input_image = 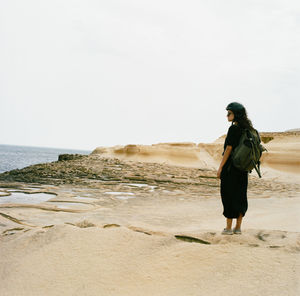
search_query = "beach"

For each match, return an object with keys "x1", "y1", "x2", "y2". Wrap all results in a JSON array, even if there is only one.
[{"x1": 0, "y1": 132, "x2": 299, "y2": 296}]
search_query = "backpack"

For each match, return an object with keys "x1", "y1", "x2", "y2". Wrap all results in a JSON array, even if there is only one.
[{"x1": 231, "y1": 129, "x2": 267, "y2": 178}]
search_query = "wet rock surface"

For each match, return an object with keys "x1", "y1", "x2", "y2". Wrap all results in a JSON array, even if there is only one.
[
  {"x1": 0, "y1": 154, "x2": 218, "y2": 188},
  {"x1": 0, "y1": 154, "x2": 298, "y2": 198}
]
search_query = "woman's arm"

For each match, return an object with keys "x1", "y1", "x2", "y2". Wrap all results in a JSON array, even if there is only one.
[{"x1": 217, "y1": 145, "x2": 233, "y2": 179}]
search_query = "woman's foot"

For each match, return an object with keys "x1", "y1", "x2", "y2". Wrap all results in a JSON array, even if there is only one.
[
  {"x1": 222, "y1": 228, "x2": 233, "y2": 235},
  {"x1": 233, "y1": 228, "x2": 242, "y2": 235}
]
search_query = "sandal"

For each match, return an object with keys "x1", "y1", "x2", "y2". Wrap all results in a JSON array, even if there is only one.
[
  {"x1": 233, "y1": 228, "x2": 242, "y2": 235},
  {"x1": 221, "y1": 228, "x2": 233, "y2": 235}
]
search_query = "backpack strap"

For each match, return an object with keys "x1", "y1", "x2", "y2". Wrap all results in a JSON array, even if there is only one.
[
  {"x1": 252, "y1": 160, "x2": 262, "y2": 178},
  {"x1": 255, "y1": 129, "x2": 261, "y2": 143},
  {"x1": 247, "y1": 133, "x2": 262, "y2": 178}
]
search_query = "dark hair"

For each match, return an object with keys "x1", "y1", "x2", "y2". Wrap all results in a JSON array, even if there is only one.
[{"x1": 226, "y1": 102, "x2": 255, "y2": 131}]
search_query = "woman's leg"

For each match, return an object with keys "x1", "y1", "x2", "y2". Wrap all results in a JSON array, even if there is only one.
[
  {"x1": 235, "y1": 214, "x2": 243, "y2": 230},
  {"x1": 226, "y1": 218, "x2": 233, "y2": 230}
]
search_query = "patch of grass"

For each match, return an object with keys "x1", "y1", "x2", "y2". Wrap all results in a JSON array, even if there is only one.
[
  {"x1": 103, "y1": 223, "x2": 120, "y2": 228},
  {"x1": 175, "y1": 235, "x2": 211, "y2": 245},
  {"x1": 2, "y1": 227, "x2": 24, "y2": 234},
  {"x1": 75, "y1": 220, "x2": 96, "y2": 228}
]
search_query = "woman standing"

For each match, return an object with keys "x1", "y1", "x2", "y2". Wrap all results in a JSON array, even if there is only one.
[{"x1": 217, "y1": 102, "x2": 256, "y2": 235}]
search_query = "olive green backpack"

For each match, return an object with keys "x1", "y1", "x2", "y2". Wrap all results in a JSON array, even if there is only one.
[{"x1": 231, "y1": 129, "x2": 267, "y2": 177}]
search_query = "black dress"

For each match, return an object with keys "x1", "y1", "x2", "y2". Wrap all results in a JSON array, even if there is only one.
[{"x1": 220, "y1": 124, "x2": 248, "y2": 219}]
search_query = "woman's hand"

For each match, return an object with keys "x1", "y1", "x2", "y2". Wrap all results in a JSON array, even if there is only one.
[
  {"x1": 217, "y1": 145, "x2": 232, "y2": 179},
  {"x1": 217, "y1": 166, "x2": 222, "y2": 179}
]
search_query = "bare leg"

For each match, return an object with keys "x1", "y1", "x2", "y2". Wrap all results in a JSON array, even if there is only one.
[
  {"x1": 226, "y1": 218, "x2": 233, "y2": 230},
  {"x1": 235, "y1": 214, "x2": 243, "y2": 230}
]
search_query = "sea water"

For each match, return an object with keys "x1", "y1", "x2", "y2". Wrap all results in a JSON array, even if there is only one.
[
  {"x1": 0, "y1": 192, "x2": 55, "y2": 204},
  {"x1": 0, "y1": 144, "x2": 91, "y2": 173}
]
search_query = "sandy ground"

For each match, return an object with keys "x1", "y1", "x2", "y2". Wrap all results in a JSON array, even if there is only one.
[{"x1": 0, "y1": 131, "x2": 299, "y2": 296}]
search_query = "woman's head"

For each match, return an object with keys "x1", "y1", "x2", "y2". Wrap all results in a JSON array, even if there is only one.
[
  {"x1": 226, "y1": 102, "x2": 254, "y2": 130},
  {"x1": 226, "y1": 102, "x2": 246, "y2": 120}
]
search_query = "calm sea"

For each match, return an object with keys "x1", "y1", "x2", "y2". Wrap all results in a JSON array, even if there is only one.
[{"x1": 0, "y1": 144, "x2": 91, "y2": 174}]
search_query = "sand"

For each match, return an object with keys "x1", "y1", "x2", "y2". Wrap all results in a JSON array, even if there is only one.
[{"x1": 0, "y1": 131, "x2": 299, "y2": 295}]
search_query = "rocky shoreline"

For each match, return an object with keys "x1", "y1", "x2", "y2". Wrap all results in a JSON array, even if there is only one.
[{"x1": 0, "y1": 153, "x2": 298, "y2": 200}]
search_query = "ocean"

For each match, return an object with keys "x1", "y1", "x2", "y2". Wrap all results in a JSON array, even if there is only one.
[{"x1": 0, "y1": 144, "x2": 91, "y2": 174}]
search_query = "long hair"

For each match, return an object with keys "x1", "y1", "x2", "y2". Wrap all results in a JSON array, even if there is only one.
[{"x1": 234, "y1": 110, "x2": 255, "y2": 131}]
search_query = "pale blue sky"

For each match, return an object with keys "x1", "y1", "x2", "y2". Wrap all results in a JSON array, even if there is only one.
[{"x1": 1, "y1": 0, "x2": 299, "y2": 150}]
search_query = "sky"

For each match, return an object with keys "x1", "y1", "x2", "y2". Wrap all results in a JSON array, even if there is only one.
[{"x1": 1, "y1": 0, "x2": 299, "y2": 150}]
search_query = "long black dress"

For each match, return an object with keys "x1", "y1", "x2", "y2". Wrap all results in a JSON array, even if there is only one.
[{"x1": 221, "y1": 124, "x2": 248, "y2": 219}]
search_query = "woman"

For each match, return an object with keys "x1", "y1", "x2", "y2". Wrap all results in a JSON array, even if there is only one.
[{"x1": 217, "y1": 102, "x2": 256, "y2": 235}]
